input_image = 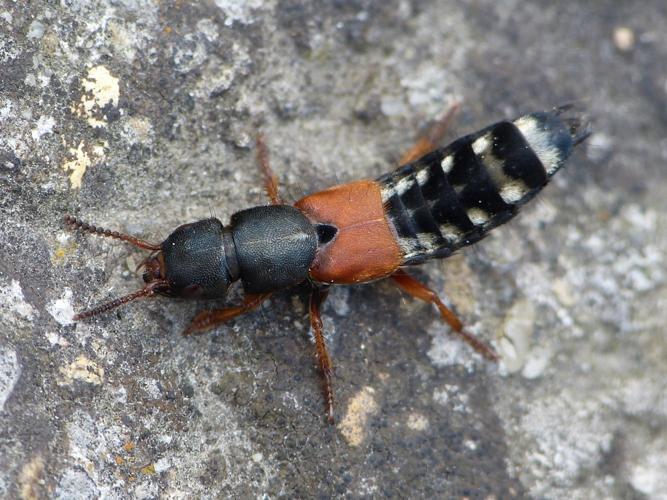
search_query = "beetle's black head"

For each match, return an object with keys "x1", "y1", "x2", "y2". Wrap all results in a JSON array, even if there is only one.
[
  {"x1": 144, "y1": 218, "x2": 237, "y2": 299},
  {"x1": 64, "y1": 215, "x2": 238, "y2": 320}
]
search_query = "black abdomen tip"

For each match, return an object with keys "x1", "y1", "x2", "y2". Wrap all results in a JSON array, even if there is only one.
[{"x1": 513, "y1": 108, "x2": 590, "y2": 177}]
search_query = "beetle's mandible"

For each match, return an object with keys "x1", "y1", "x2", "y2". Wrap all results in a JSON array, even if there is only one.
[{"x1": 65, "y1": 105, "x2": 590, "y2": 423}]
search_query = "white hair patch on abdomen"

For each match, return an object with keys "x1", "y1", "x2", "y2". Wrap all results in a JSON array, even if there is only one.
[{"x1": 514, "y1": 116, "x2": 561, "y2": 175}]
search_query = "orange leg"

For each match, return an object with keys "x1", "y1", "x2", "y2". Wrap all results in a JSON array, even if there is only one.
[
  {"x1": 183, "y1": 293, "x2": 271, "y2": 336},
  {"x1": 391, "y1": 269, "x2": 499, "y2": 361},
  {"x1": 309, "y1": 286, "x2": 336, "y2": 424},
  {"x1": 255, "y1": 133, "x2": 283, "y2": 205},
  {"x1": 399, "y1": 103, "x2": 460, "y2": 165}
]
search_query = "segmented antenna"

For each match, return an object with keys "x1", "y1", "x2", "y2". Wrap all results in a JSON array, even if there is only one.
[
  {"x1": 73, "y1": 280, "x2": 169, "y2": 320},
  {"x1": 64, "y1": 215, "x2": 161, "y2": 251}
]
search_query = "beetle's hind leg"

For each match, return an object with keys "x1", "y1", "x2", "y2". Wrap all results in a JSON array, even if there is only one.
[
  {"x1": 183, "y1": 293, "x2": 271, "y2": 336},
  {"x1": 391, "y1": 269, "x2": 499, "y2": 361},
  {"x1": 398, "y1": 102, "x2": 460, "y2": 165},
  {"x1": 255, "y1": 133, "x2": 283, "y2": 205},
  {"x1": 309, "y1": 286, "x2": 336, "y2": 424}
]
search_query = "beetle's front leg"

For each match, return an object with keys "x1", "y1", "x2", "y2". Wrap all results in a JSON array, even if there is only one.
[
  {"x1": 309, "y1": 286, "x2": 336, "y2": 424},
  {"x1": 183, "y1": 293, "x2": 271, "y2": 336}
]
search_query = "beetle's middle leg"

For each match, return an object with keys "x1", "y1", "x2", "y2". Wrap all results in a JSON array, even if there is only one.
[
  {"x1": 255, "y1": 133, "x2": 283, "y2": 205},
  {"x1": 390, "y1": 269, "x2": 499, "y2": 361},
  {"x1": 183, "y1": 293, "x2": 271, "y2": 336},
  {"x1": 309, "y1": 286, "x2": 336, "y2": 424},
  {"x1": 398, "y1": 102, "x2": 460, "y2": 165}
]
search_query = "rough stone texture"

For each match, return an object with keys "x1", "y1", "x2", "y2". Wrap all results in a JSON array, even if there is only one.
[{"x1": 1, "y1": 1, "x2": 666, "y2": 498}]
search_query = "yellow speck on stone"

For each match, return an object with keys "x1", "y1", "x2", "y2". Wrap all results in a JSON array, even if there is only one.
[
  {"x1": 71, "y1": 65, "x2": 120, "y2": 128},
  {"x1": 61, "y1": 140, "x2": 107, "y2": 189},
  {"x1": 338, "y1": 386, "x2": 378, "y2": 446},
  {"x1": 140, "y1": 464, "x2": 156, "y2": 475},
  {"x1": 53, "y1": 247, "x2": 67, "y2": 261},
  {"x1": 58, "y1": 355, "x2": 104, "y2": 385},
  {"x1": 51, "y1": 242, "x2": 77, "y2": 265}
]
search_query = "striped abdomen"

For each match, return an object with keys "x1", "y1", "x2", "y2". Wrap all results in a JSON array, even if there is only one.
[{"x1": 379, "y1": 110, "x2": 589, "y2": 264}]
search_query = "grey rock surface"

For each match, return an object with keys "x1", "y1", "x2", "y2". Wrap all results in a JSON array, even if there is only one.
[{"x1": 1, "y1": 0, "x2": 666, "y2": 498}]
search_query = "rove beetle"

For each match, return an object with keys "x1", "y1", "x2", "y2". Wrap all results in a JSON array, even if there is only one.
[{"x1": 65, "y1": 105, "x2": 589, "y2": 423}]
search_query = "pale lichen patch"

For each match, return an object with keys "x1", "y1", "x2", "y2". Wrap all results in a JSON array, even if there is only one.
[
  {"x1": 46, "y1": 288, "x2": 75, "y2": 326},
  {"x1": 0, "y1": 280, "x2": 37, "y2": 321},
  {"x1": 0, "y1": 347, "x2": 21, "y2": 412},
  {"x1": 18, "y1": 455, "x2": 45, "y2": 500},
  {"x1": 71, "y1": 65, "x2": 120, "y2": 128},
  {"x1": 214, "y1": 0, "x2": 267, "y2": 27},
  {"x1": 338, "y1": 386, "x2": 378, "y2": 446},
  {"x1": 498, "y1": 299, "x2": 536, "y2": 374},
  {"x1": 406, "y1": 412, "x2": 429, "y2": 431},
  {"x1": 30, "y1": 115, "x2": 55, "y2": 141},
  {"x1": 552, "y1": 278, "x2": 576, "y2": 307},
  {"x1": 61, "y1": 140, "x2": 107, "y2": 189},
  {"x1": 58, "y1": 355, "x2": 104, "y2": 386}
]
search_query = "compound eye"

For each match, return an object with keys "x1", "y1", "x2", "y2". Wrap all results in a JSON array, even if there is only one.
[{"x1": 182, "y1": 284, "x2": 204, "y2": 298}]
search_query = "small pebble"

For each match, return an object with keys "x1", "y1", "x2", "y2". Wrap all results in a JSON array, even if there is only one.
[{"x1": 613, "y1": 26, "x2": 635, "y2": 52}]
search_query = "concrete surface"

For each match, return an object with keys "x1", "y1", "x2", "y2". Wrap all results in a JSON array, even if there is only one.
[{"x1": 1, "y1": 0, "x2": 666, "y2": 498}]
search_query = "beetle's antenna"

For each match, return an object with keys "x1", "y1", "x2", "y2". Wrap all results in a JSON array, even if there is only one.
[
  {"x1": 64, "y1": 215, "x2": 161, "y2": 251},
  {"x1": 74, "y1": 279, "x2": 169, "y2": 320}
]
